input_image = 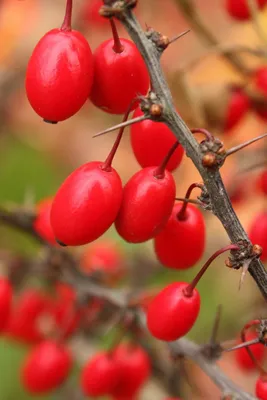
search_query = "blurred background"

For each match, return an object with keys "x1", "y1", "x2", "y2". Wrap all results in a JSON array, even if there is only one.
[{"x1": 1, "y1": 0, "x2": 267, "y2": 399}]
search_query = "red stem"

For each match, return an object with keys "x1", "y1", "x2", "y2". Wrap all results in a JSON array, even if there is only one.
[
  {"x1": 153, "y1": 142, "x2": 179, "y2": 179},
  {"x1": 61, "y1": 0, "x2": 73, "y2": 31},
  {"x1": 102, "y1": 100, "x2": 138, "y2": 171},
  {"x1": 177, "y1": 183, "x2": 203, "y2": 220},
  {"x1": 191, "y1": 128, "x2": 214, "y2": 141},
  {"x1": 184, "y1": 244, "x2": 240, "y2": 297},
  {"x1": 110, "y1": 19, "x2": 124, "y2": 53}
]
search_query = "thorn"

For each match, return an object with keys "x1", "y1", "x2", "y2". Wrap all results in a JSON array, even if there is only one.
[
  {"x1": 92, "y1": 115, "x2": 148, "y2": 138},
  {"x1": 224, "y1": 338, "x2": 260, "y2": 352},
  {"x1": 239, "y1": 260, "x2": 251, "y2": 290},
  {"x1": 169, "y1": 29, "x2": 191, "y2": 44},
  {"x1": 225, "y1": 132, "x2": 267, "y2": 158},
  {"x1": 210, "y1": 304, "x2": 222, "y2": 345}
]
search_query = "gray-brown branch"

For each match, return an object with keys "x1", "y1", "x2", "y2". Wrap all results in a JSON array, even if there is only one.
[{"x1": 118, "y1": 6, "x2": 267, "y2": 300}]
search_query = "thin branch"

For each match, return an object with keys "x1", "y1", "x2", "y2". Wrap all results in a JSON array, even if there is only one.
[
  {"x1": 118, "y1": 3, "x2": 267, "y2": 300},
  {"x1": 174, "y1": 0, "x2": 251, "y2": 75}
]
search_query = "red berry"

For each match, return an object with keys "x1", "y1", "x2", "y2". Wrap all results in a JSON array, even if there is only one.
[
  {"x1": 147, "y1": 282, "x2": 200, "y2": 341},
  {"x1": 256, "y1": 376, "x2": 267, "y2": 399},
  {"x1": 81, "y1": 0, "x2": 108, "y2": 29},
  {"x1": 249, "y1": 211, "x2": 267, "y2": 261},
  {"x1": 256, "y1": 67, "x2": 267, "y2": 95},
  {"x1": 0, "y1": 278, "x2": 12, "y2": 332},
  {"x1": 154, "y1": 203, "x2": 205, "y2": 269},
  {"x1": 26, "y1": 0, "x2": 93, "y2": 123},
  {"x1": 234, "y1": 332, "x2": 264, "y2": 371},
  {"x1": 80, "y1": 240, "x2": 125, "y2": 285},
  {"x1": 226, "y1": 0, "x2": 267, "y2": 20},
  {"x1": 257, "y1": 170, "x2": 267, "y2": 196},
  {"x1": 115, "y1": 166, "x2": 176, "y2": 243},
  {"x1": 224, "y1": 89, "x2": 249, "y2": 131},
  {"x1": 130, "y1": 107, "x2": 184, "y2": 172},
  {"x1": 21, "y1": 340, "x2": 72, "y2": 394},
  {"x1": 6, "y1": 289, "x2": 49, "y2": 343},
  {"x1": 50, "y1": 161, "x2": 122, "y2": 246},
  {"x1": 51, "y1": 125, "x2": 124, "y2": 246},
  {"x1": 50, "y1": 283, "x2": 81, "y2": 338},
  {"x1": 81, "y1": 351, "x2": 121, "y2": 396},
  {"x1": 111, "y1": 344, "x2": 151, "y2": 397},
  {"x1": 90, "y1": 37, "x2": 149, "y2": 114},
  {"x1": 33, "y1": 198, "x2": 57, "y2": 245}
]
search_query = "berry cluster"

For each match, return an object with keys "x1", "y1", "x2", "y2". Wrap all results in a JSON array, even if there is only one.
[{"x1": 4, "y1": 0, "x2": 267, "y2": 398}]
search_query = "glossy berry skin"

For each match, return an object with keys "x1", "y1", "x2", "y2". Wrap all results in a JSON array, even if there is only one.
[
  {"x1": 234, "y1": 332, "x2": 264, "y2": 371},
  {"x1": 257, "y1": 170, "x2": 267, "y2": 196},
  {"x1": 224, "y1": 89, "x2": 249, "y2": 131},
  {"x1": 256, "y1": 377, "x2": 267, "y2": 399},
  {"x1": 0, "y1": 278, "x2": 12, "y2": 331},
  {"x1": 226, "y1": 0, "x2": 267, "y2": 20},
  {"x1": 90, "y1": 38, "x2": 149, "y2": 114},
  {"x1": 26, "y1": 29, "x2": 93, "y2": 122},
  {"x1": 80, "y1": 240, "x2": 125, "y2": 285},
  {"x1": 154, "y1": 203, "x2": 205, "y2": 269},
  {"x1": 147, "y1": 282, "x2": 200, "y2": 341},
  {"x1": 249, "y1": 212, "x2": 267, "y2": 261},
  {"x1": 111, "y1": 344, "x2": 151, "y2": 397},
  {"x1": 115, "y1": 167, "x2": 176, "y2": 243},
  {"x1": 21, "y1": 340, "x2": 72, "y2": 394},
  {"x1": 130, "y1": 107, "x2": 184, "y2": 172},
  {"x1": 6, "y1": 289, "x2": 49, "y2": 343},
  {"x1": 81, "y1": 351, "x2": 121, "y2": 396},
  {"x1": 33, "y1": 198, "x2": 57, "y2": 245},
  {"x1": 50, "y1": 161, "x2": 123, "y2": 246}
]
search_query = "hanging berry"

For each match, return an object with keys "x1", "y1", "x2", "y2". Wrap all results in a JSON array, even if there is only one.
[
  {"x1": 256, "y1": 376, "x2": 267, "y2": 399},
  {"x1": 81, "y1": 351, "x2": 121, "y2": 396},
  {"x1": 25, "y1": 0, "x2": 94, "y2": 123},
  {"x1": 0, "y1": 278, "x2": 12, "y2": 332},
  {"x1": 225, "y1": 0, "x2": 267, "y2": 20},
  {"x1": 21, "y1": 340, "x2": 72, "y2": 394},
  {"x1": 234, "y1": 332, "x2": 265, "y2": 371},
  {"x1": 249, "y1": 212, "x2": 267, "y2": 261},
  {"x1": 50, "y1": 108, "x2": 131, "y2": 246},
  {"x1": 80, "y1": 240, "x2": 126, "y2": 285},
  {"x1": 147, "y1": 244, "x2": 238, "y2": 341},
  {"x1": 224, "y1": 88, "x2": 250, "y2": 131},
  {"x1": 81, "y1": 0, "x2": 109, "y2": 29},
  {"x1": 5, "y1": 289, "x2": 49, "y2": 344},
  {"x1": 154, "y1": 199, "x2": 205, "y2": 269},
  {"x1": 90, "y1": 20, "x2": 149, "y2": 114},
  {"x1": 130, "y1": 107, "x2": 184, "y2": 171},
  {"x1": 257, "y1": 170, "x2": 267, "y2": 196},
  {"x1": 115, "y1": 142, "x2": 177, "y2": 243},
  {"x1": 111, "y1": 343, "x2": 151, "y2": 398},
  {"x1": 33, "y1": 197, "x2": 57, "y2": 245}
]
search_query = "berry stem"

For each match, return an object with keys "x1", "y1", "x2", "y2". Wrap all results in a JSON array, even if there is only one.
[
  {"x1": 61, "y1": 0, "x2": 73, "y2": 31},
  {"x1": 191, "y1": 128, "x2": 214, "y2": 141},
  {"x1": 102, "y1": 100, "x2": 138, "y2": 171},
  {"x1": 184, "y1": 244, "x2": 240, "y2": 297},
  {"x1": 110, "y1": 19, "x2": 124, "y2": 53},
  {"x1": 177, "y1": 183, "x2": 203, "y2": 220},
  {"x1": 225, "y1": 133, "x2": 267, "y2": 157},
  {"x1": 153, "y1": 141, "x2": 180, "y2": 179}
]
